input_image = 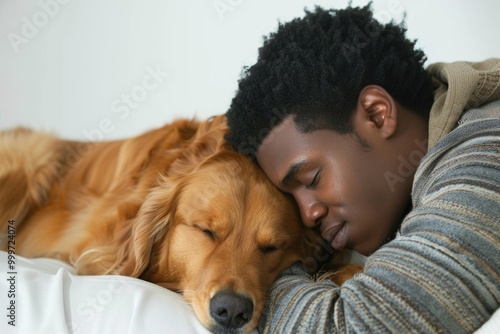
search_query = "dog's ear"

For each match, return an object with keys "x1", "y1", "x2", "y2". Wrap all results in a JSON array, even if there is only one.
[
  {"x1": 74, "y1": 176, "x2": 182, "y2": 278},
  {"x1": 113, "y1": 115, "x2": 231, "y2": 278},
  {"x1": 166, "y1": 115, "x2": 230, "y2": 179},
  {"x1": 119, "y1": 176, "x2": 182, "y2": 277}
]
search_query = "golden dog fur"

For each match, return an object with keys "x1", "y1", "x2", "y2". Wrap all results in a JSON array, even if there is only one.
[{"x1": 0, "y1": 115, "x2": 360, "y2": 333}]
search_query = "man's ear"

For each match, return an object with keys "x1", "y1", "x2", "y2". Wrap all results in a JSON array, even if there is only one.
[{"x1": 356, "y1": 85, "x2": 398, "y2": 139}]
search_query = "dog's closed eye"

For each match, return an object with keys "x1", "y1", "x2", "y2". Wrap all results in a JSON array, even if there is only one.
[
  {"x1": 194, "y1": 225, "x2": 217, "y2": 241},
  {"x1": 259, "y1": 245, "x2": 278, "y2": 254}
]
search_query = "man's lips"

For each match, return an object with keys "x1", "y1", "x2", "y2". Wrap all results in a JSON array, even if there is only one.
[{"x1": 321, "y1": 222, "x2": 348, "y2": 250}]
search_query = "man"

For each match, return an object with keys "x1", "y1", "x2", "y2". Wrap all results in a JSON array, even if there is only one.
[{"x1": 225, "y1": 5, "x2": 500, "y2": 333}]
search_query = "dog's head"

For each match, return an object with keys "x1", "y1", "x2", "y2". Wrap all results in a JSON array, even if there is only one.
[{"x1": 123, "y1": 116, "x2": 305, "y2": 333}]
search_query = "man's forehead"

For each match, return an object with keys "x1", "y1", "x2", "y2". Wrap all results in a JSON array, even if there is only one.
[
  {"x1": 256, "y1": 118, "x2": 313, "y2": 185},
  {"x1": 260, "y1": 115, "x2": 297, "y2": 147}
]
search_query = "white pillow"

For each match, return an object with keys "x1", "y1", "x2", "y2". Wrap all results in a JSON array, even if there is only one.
[
  {"x1": 2, "y1": 249, "x2": 497, "y2": 333},
  {"x1": 0, "y1": 251, "x2": 212, "y2": 334}
]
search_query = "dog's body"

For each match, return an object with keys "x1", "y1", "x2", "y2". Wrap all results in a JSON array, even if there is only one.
[{"x1": 0, "y1": 115, "x2": 360, "y2": 333}]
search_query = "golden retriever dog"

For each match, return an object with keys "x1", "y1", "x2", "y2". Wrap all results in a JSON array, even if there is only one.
[{"x1": 0, "y1": 115, "x2": 360, "y2": 333}]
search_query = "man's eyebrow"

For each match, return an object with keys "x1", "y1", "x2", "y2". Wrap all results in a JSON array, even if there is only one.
[{"x1": 281, "y1": 160, "x2": 307, "y2": 187}]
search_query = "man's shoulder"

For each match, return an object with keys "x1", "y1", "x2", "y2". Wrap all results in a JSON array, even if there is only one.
[
  {"x1": 412, "y1": 102, "x2": 500, "y2": 205},
  {"x1": 458, "y1": 99, "x2": 500, "y2": 126}
]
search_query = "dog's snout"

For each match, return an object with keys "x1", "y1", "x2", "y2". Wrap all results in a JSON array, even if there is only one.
[{"x1": 209, "y1": 291, "x2": 254, "y2": 329}]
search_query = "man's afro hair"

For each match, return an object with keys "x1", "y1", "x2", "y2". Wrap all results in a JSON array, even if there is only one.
[{"x1": 225, "y1": 4, "x2": 434, "y2": 157}]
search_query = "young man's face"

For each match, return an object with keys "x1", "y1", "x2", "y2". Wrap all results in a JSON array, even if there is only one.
[{"x1": 255, "y1": 116, "x2": 415, "y2": 256}]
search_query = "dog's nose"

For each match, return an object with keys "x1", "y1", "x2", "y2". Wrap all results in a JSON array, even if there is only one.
[{"x1": 209, "y1": 291, "x2": 253, "y2": 329}]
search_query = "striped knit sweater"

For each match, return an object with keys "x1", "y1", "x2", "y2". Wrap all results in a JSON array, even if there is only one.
[{"x1": 257, "y1": 62, "x2": 500, "y2": 333}]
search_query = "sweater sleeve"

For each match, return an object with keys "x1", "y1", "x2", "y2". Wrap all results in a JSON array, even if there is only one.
[{"x1": 258, "y1": 117, "x2": 500, "y2": 334}]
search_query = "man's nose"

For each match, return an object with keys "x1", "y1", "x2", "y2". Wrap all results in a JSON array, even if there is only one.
[{"x1": 297, "y1": 195, "x2": 327, "y2": 228}]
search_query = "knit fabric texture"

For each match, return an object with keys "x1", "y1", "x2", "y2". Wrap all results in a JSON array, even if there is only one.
[{"x1": 427, "y1": 58, "x2": 500, "y2": 148}]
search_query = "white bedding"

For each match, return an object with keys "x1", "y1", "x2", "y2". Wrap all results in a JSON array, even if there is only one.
[
  {"x1": 1, "y1": 250, "x2": 497, "y2": 333},
  {"x1": 0, "y1": 251, "x2": 212, "y2": 334}
]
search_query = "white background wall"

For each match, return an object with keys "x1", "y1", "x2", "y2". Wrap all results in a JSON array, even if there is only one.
[{"x1": 1, "y1": 0, "x2": 499, "y2": 140}]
